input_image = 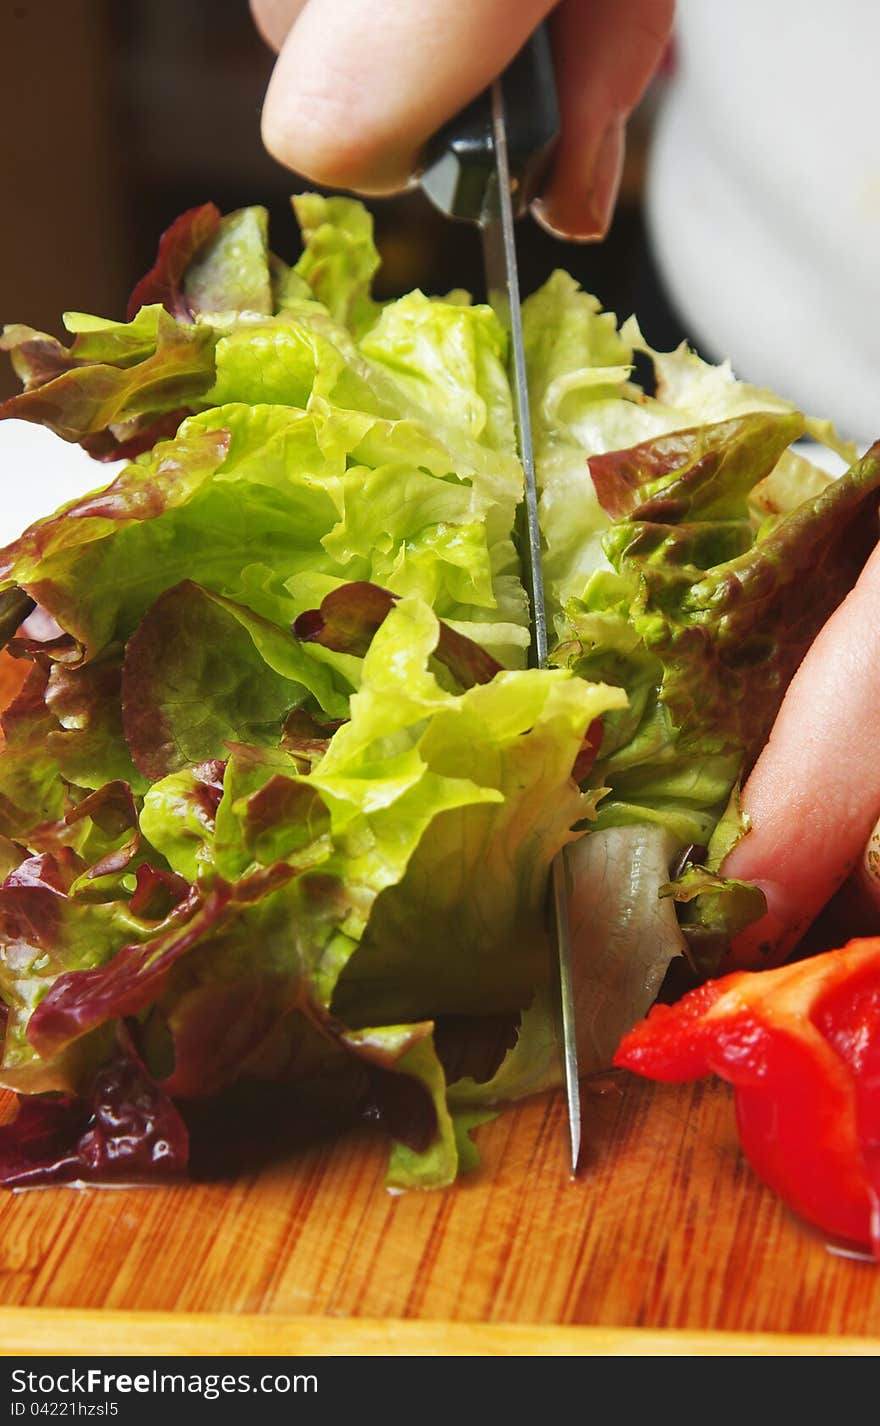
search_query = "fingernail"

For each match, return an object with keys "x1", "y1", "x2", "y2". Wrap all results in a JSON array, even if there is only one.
[
  {"x1": 583, "y1": 113, "x2": 626, "y2": 240},
  {"x1": 530, "y1": 197, "x2": 576, "y2": 241},
  {"x1": 531, "y1": 114, "x2": 627, "y2": 243}
]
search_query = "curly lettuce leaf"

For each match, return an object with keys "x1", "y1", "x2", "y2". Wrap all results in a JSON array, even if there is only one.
[
  {"x1": 0, "y1": 664, "x2": 71, "y2": 835},
  {"x1": 361, "y1": 290, "x2": 515, "y2": 455},
  {"x1": 325, "y1": 597, "x2": 625, "y2": 1024},
  {"x1": 0, "y1": 878, "x2": 163, "y2": 1093},
  {"x1": 0, "y1": 393, "x2": 521, "y2": 677},
  {"x1": 599, "y1": 429, "x2": 880, "y2": 767},
  {"x1": 0, "y1": 306, "x2": 216, "y2": 456},
  {"x1": 4, "y1": 191, "x2": 879, "y2": 1184},
  {"x1": 554, "y1": 421, "x2": 880, "y2": 861},
  {"x1": 521, "y1": 272, "x2": 861, "y2": 629},
  {"x1": 1, "y1": 196, "x2": 528, "y2": 671},
  {"x1": 291, "y1": 193, "x2": 381, "y2": 337},
  {"x1": 621, "y1": 314, "x2": 858, "y2": 468}
]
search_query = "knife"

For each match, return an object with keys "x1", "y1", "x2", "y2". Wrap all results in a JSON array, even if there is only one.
[{"x1": 419, "y1": 30, "x2": 582, "y2": 1174}]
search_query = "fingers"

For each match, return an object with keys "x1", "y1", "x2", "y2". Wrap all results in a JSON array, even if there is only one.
[
  {"x1": 260, "y1": 0, "x2": 557, "y2": 193},
  {"x1": 250, "y1": 0, "x2": 307, "y2": 52},
  {"x1": 533, "y1": 0, "x2": 675, "y2": 239},
  {"x1": 722, "y1": 535, "x2": 880, "y2": 969},
  {"x1": 256, "y1": 0, "x2": 673, "y2": 229}
]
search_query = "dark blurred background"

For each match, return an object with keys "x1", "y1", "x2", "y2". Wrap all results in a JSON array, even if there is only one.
[{"x1": 0, "y1": 0, "x2": 685, "y2": 401}]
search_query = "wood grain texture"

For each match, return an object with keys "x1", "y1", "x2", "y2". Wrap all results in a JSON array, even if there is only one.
[{"x1": 0, "y1": 1074, "x2": 879, "y2": 1349}]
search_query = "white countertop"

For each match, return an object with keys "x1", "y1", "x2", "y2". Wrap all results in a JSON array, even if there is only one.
[{"x1": 0, "y1": 420, "x2": 123, "y2": 548}]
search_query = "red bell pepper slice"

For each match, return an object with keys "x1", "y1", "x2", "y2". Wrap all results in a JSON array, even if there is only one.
[{"x1": 614, "y1": 938, "x2": 880, "y2": 1257}]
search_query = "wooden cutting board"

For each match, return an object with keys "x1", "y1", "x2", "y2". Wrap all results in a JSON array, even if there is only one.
[{"x1": 0, "y1": 1073, "x2": 878, "y2": 1356}]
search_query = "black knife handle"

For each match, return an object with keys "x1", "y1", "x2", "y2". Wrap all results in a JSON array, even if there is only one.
[{"x1": 418, "y1": 25, "x2": 559, "y2": 224}]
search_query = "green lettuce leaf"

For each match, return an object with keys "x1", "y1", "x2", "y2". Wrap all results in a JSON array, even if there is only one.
[
  {"x1": 361, "y1": 290, "x2": 515, "y2": 456},
  {"x1": 659, "y1": 862, "x2": 767, "y2": 978},
  {"x1": 183, "y1": 206, "x2": 274, "y2": 317},
  {"x1": 451, "y1": 824, "x2": 688, "y2": 1103},
  {"x1": 291, "y1": 193, "x2": 381, "y2": 337},
  {"x1": 381, "y1": 1030, "x2": 460, "y2": 1191},
  {"x1": 325, "y1": 596, "x2": 624, "y2": 1023}
]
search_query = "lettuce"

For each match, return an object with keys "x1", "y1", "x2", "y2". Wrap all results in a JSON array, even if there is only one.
[
  {"x1": 0, "y1": 193, "x2": 877, "y2": 1188},
  {"x1": 0, "y1": 590, "x2": 620, "y2": 1186},
  {"x1": 555, "y1": 420, "x2": 880, "y2": 853},
  {"x1": 521, "y1": 272, "x2": 858, "y2": 631}
]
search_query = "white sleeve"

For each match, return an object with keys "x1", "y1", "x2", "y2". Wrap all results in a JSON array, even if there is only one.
[{"x1": 646, "y1": 0, "x2": 880, "y2": 450}]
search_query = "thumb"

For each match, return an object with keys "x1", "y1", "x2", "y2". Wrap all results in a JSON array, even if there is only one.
[{"x1": 260, "y1": 0, "x2": 557, "y2": 193}]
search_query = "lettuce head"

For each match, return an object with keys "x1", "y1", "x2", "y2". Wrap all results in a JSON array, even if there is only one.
[{"x1": 0, "y1": 194, "x2": 877, "y2": 1186}]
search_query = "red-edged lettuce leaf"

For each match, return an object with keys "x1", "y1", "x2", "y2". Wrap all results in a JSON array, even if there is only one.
[
  {"x1": 122, "y1": 580, "x2": 348, "y2": 780},
  {"x1": 599, "y1": 430, "x2": 880, "y2": 768},
  {"x1": 294, "y1": 580, "x2": 502, "y2": 689},
  {"x1": 2, "y1": 305, "x2": 170, "y2": 386},
  {"x1": 127, "y1": 203, "x2": 221, "y2": 321},
  {"x1": 4, "y1": 849, "x2": 81, "y2": 895},
  {"x1": 281, "y1": 708, "x2": 345, "y2": 769},
  {"x1": 138, "y1": 759, "x2": 226, "y2": 883},
  {"x1": 128, "y1": 863, "x2": 192, "y2": 921},
  {"x1": 0, "y1": 589, "x2": 618, "y2": 1186},
  {"x1": 0, "y1": 877, "x2": 170, "y2": 1093},
  {"x1": 81, "y1": 409, "x2": 195, "y2": 464},
  {"x1": 0, "y1": 592, "x2": 36, "y2": 651},
  {"x1": 41, "y1": 653, "x2": 146, "y2": 792},
  {"x1": 182, "y1": 207, "x2": 274, "y2": 317},
  {"x1": 27, "y1": 778, "x2": 138, "y2": 862},
  {"x1": 0, "y1": 651, "x2": 145, "y2": 849},
  {"x1": 589, "y1": 412, "x2": 803, "y2": 522},
  {"x1": 127, "y1": 204, "x2": 275, "y2": 322},
  {"x1": 19, "y1": 855, "x2": 435, "y2": 1146},
  {"x1": 0, "y1": 662, "x2": 70, "y2": 836},
  {"x1": 553, "y1": 418, "x2": 880, "y2": 974},
  {"x1": 0, "y1": 428, "x2": 231, "y2": 659},
  {"x1": 556, "y1": 419, "x2": 880, "y2": 846},
  {"x1": 208, "y1": 742, "x2": 326, "y2": 882},
  {"x1": 27, "y1": 866, "x2": 293, "y2": 1065},
  {"x1": 0, "y1": 307, "x2": 217, "y2": 451},
  {"x1": 0, "y1": 1049, "x2": 188, "y2": 1186}
]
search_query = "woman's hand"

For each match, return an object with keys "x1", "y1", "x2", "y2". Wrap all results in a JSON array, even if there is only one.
[
  {"x1": 723, "y1": 525, "x2": 880, "y2": 967},
  {"x1": 250, "y1": 0, "x2": 674, "y2": 239}
]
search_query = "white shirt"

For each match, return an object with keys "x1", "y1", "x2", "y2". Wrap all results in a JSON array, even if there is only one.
[{"x1": 647, "y1": 0, "x2": 880, "y2": 451}]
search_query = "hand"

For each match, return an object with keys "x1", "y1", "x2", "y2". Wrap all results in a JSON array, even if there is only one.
[
  {"x1": 722, "y1": 531, "x2": 880, "y2": 967},
  {"x1": 250, "y1": 0, "x2": 674, "y2": 240}
]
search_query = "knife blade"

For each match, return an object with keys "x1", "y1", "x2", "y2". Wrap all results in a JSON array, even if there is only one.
[{"x1": 420, "y1": 33, "x2": 582, "y2": 1174}]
